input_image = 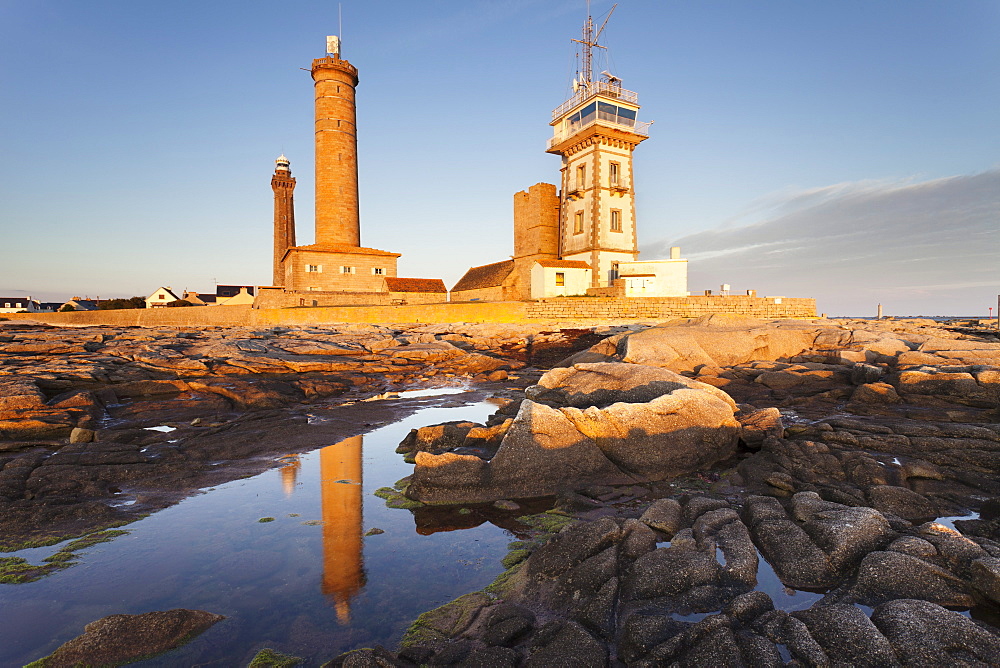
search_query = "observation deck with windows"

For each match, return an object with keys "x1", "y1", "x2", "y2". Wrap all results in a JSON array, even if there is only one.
[{"x1": 548, "y1": 93, "x2": 651, "y2": 151}]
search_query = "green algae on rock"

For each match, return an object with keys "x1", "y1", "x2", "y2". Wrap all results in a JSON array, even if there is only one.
[
  {"x1": 248, "y1": 647, "x2": 302, "y2": 667},
  {"x1": 1, "y1": 529, "x2": 130, "y2": 584},
  {"x1": 374, "y1": 486, "x2": 425, "y2": 510},
  {"x1": 401, "y1": 592, "x2": 493, "y2": 647},
  {"x1": 515, "y1": 510, "x2": 574, "y2": 534}
]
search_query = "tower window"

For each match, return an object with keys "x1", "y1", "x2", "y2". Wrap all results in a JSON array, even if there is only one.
[
  {"x1": 306, "y1": 264, "x2": 322, "y2": 273},
  {"x1": 555, "y1": 272, "x2": 565, "y2": 287},
  {"x1": 610, "y1": 209, "x2": 622, "y2": 232},
  {"x1": 372, "y1": 267, "x2": 385, "y2": 275},
  {"x1": 574, "y1": 211, "x2": 584, "y2": 234},
  {"x1": 611, "y1": 262, "x2": 620, "y2": 279},
  {"x1": 341, "y1": 266, "x2": 356, "y2": 274},
  {"x1": 609, "y1": 162, "x2": 620, "y2": 186},
  {"x1": 576, "y1": 165, "x2": 586, "y2": 190}
]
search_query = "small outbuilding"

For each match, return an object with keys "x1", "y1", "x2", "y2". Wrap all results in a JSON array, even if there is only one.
[
  {"x1": 217, "y1": 287, "x2": 256, "y2": 307},
  {"x1": 530, "y1": 259, "x2": 591, "y2": 298},
  {"x1": 450, "y1": 260, "x2": 518, "y2": 302},
  {"x1": 616, "y1": 251, "x2": 689, "y2": 298},
  {"x1": 385, "y1": 277, "x2": 448, "y2": 305}
]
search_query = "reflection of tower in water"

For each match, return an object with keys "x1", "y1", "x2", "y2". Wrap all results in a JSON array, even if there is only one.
[
  {"x1": 279, "y1": 456, "x2": 300, "y2": 497},
  {"x1": 320, "y1": 435, "x2": 365, "y2": 624}
]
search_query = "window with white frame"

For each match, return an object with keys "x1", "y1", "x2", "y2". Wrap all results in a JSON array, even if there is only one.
[
  {"x1": 341, "y1": 266, "x2": 356, "y2": 274},
  {"x1": 305, "y1": 264, "x2": 322, "y2": 273},
  {"x1": 610, "y1": 209, "x2": 622, "y2": 232},
  {"x1": 609, "y1": 161, "x2": 620, "y2": 186},
  {"x1": 372, "y1": 267, "x2": 384, "y2": 275}
]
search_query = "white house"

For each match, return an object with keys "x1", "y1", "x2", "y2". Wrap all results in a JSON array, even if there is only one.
[
  {"x1": 530, "y1": 260, "x2": 592, "y2": 298},
  {"x1": 145, "y1": 287, "x2": 180, "y2": 308},
  {"x1": 0, "y1": 297, "x2": 43, "y2": 313}
]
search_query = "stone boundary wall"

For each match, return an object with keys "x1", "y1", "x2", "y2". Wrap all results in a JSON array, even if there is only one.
[
  {"x1": 526, "y1": 295, "x2": 816, "y2": 320},
  {"x1": 255, "y1": 289, "x2": 394, "y2": 309},
  {"x1": 3, "y1": 302, "x2": 530, "y2": 327},
  {"x1": 4, "y1": 295, "x2": 815, "y2": 327}
]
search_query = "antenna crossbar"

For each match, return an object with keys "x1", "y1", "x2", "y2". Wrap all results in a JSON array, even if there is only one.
[{"x1": 572, "y1": 2, "x2": 617, "y2": 85}]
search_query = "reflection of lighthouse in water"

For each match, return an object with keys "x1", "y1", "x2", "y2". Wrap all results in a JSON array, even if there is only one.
[
  {"x1": 319, "y1": 435, "x2": 366, "y2": 623},
  {"x1": 279, "y1": 455, "x2": 300, "y2": 497}
]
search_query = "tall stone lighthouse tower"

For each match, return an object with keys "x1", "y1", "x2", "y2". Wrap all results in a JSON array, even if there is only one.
[
  {"x1": 312, "y1": 36, "x2": 361, "y2": 247},
  {"x1": 547, "y1": 10, "x2": 651, "y2": 288},
  {"x1": 273, "y1": 36, "x2": 402, "y2": 298},
  {"x1": 271, "y1": 155, "x2": 296, "y2": 286}
]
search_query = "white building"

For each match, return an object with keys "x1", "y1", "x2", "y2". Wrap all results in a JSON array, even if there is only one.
[
  {"x1": 0, "y1": 297, "x2": 43, "y2": 313},
  {"x1": 531, "y1": 260, "x2": 591, "y2": 298},
  {"x1": 145, "y1": 287, "x2": 180, "y2": 308},
  {"x1": 616, "y1": 247, "x2": 688, "y2": 297}
]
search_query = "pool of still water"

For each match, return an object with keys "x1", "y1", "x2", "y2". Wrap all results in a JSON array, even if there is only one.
[{"x1": 0, "y1": 396, "x2": 517, "y2": 667}]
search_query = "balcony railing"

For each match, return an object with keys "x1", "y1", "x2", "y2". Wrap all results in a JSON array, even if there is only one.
[
  {"x1": 547, "y1": 118, "x2": 652, "y2": 150},
  {"x1": 551, "y1": 82, "x2": 639, "y2": 122}
]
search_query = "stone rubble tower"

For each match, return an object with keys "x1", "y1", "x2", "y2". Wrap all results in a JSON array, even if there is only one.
[
  {"x1": 312, "y1": 39, "x2": 361, "y2": 247},
  {"x1": 271, "y1": 155, "x2": 296, "y2": 286},
  {"x1": 547, "y1": 6, "x2": 650, "y2": 287}
]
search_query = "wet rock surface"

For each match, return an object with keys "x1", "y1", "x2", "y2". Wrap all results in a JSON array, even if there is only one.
[
  {"x1": 0, "y1": 321, "x2": 611, "y2": 548},
  {"x1": 29, "y1": 608, "x2": 225, "y2": 667},
  {"x1": 7, "y1": 315, "x2": 1000, "y2": 665},
  {"x1": 340, "y1": 315, "x2": 1000, "y2": 665}
]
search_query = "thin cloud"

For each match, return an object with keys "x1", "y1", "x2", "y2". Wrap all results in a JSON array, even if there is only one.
[{"x1": 643, "y1": 169, "x2": 1000, "y2": 315}]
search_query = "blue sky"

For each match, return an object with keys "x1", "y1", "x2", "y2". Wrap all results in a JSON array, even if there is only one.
[{"x1": 1, "y1": 0, "x2": 997, "y2": 315}]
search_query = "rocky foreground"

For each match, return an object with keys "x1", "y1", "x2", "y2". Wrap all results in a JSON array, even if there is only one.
[
  {"x1": 0, "y1": 320, "x2": 605, "y2": 549},
  {"x1": 4, "y1": 314, "x2": 1000, "y2": 666},
  {"x1": 336, "y1": 314, "x2": 1000, "y2": 666}
]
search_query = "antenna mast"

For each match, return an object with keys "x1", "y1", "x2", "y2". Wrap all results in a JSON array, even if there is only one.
[{"x1": 572, "y1": 2, "x2": 616, "y2": 86}]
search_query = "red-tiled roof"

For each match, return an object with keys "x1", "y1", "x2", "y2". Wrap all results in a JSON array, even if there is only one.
[
  {"x1": 451, "y1": 260, "x2": 515, "y2": 292},
  {"x1": 385, "y1": 277, "x2": 447, "y2": 293},
  {"x1": 284, "y1": 244, "x2": 402, "y2": 259},
  {"x1": 535, "y1": 259, "x2": 591, "y2": 269}
]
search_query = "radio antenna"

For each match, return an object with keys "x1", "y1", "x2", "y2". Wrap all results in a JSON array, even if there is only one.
[{"x1": 572, "y1": 2, "x2": 616, "y2": 86}]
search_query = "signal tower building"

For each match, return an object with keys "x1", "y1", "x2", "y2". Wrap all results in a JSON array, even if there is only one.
[
  {"x1": 451, "y1": 6, "x2": 686, "y2": 302},
  {"x1": 545, "y1": 9, "x2": 651, "y2": 288}
]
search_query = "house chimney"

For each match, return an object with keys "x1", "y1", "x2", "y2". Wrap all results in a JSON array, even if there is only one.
[{"x1": 670, "y1": 247, "x2": 681, "y2": 260}]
